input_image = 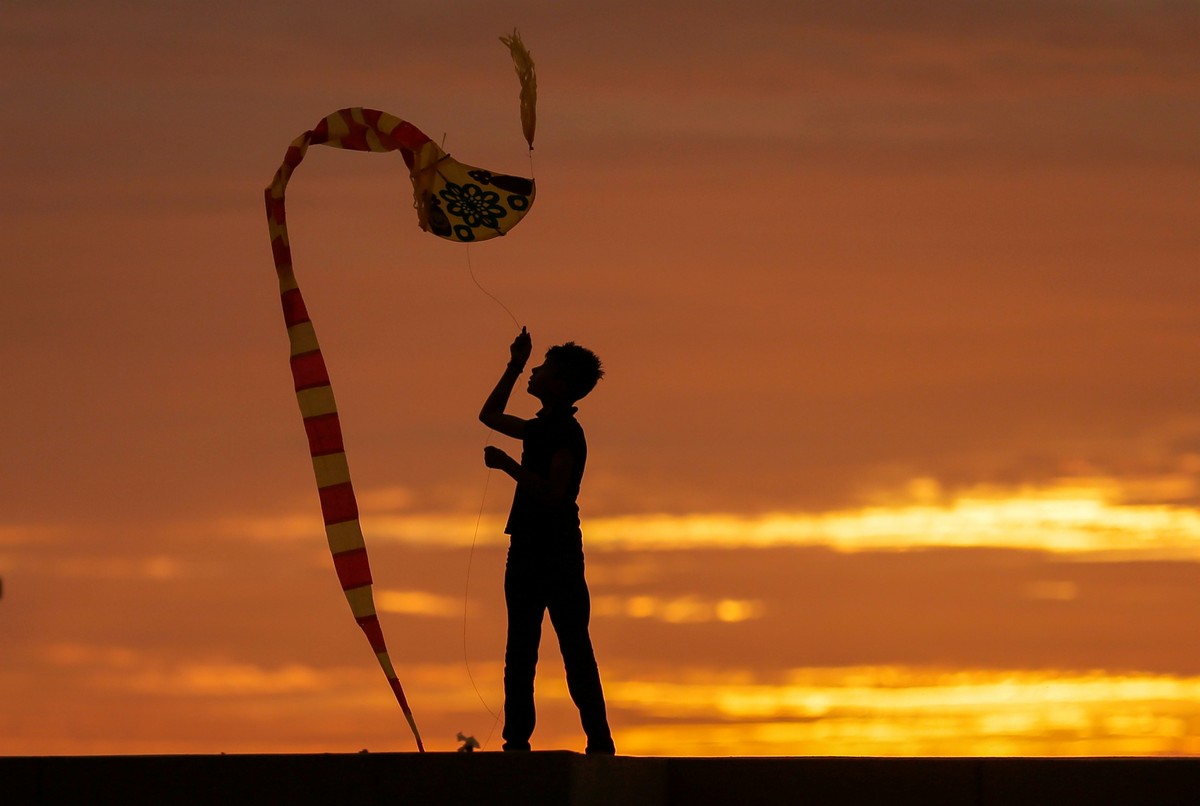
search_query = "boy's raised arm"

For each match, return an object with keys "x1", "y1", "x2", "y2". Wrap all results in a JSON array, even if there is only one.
[{"x1": 479, "y1": 326, "x2": 532, "y2": 439}]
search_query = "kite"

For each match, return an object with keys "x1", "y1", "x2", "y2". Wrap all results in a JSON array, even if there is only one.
[{"x1": 263, "y1": 32, "x2": 537, "y2": 752}]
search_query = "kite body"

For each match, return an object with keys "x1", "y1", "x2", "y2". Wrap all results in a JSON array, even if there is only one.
[
  {"x1": 268, "y1": 108, "x2": 535, "y2": 247},
  {"x1": 264, "y1": 108, "x2": 536, "y2": 752}
]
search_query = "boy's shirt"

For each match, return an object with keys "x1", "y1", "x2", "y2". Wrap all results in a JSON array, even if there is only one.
[{"x1": 505, "y1": 405, "x2": 587, "y2": 555}]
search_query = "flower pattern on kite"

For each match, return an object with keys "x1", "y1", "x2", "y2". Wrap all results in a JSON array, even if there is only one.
[
  {"x1": 264, "y1": 107, "x2": 536, "y2": 753},
  {"x1": 441, "y1": 183, "x2": 507, "y2": 230},
  {"x1": 427, "y1": 170, "x2": 534, "y2": 241}
]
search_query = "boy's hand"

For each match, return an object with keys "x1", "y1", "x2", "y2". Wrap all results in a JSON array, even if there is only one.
[
  {"x1": 484, "y1": 446, "x2": 514, "y2": 471},
  {"x1": 509, "y1": 326, "x2": 532, "y2": 369}
]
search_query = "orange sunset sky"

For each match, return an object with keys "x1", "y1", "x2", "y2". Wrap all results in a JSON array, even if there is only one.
[{"x1": 2, "y1": 1, "x2": 1199, "y2": 756}]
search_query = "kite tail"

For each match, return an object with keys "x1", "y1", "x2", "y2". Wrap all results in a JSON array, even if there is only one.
[{"x1": 264, "y1": 109, "x2": 430, "y2": 752}]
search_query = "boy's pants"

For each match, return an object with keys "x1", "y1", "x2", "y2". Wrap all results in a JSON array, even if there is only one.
[{"x1": 502, "y1": 547, "x2": 614, "y2": 753}]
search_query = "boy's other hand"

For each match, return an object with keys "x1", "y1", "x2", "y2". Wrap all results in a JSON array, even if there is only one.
[
  {"x1": 509, "y1": 326, "x2": 532, "y2": 368},
  {"x1": 484, "y1": 446, "x2": 514, "y2": 471}
]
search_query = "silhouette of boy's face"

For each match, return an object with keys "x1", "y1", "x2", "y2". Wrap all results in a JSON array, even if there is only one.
[{"x1": 527, "y1": 357, "x2": 570, "y2": 404}]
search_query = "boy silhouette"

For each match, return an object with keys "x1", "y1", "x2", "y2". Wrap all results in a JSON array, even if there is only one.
[{"x1": 479, "y1": 326, "x2": 616, "y2": 754}]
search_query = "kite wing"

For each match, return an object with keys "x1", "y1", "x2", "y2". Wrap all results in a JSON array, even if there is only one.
[{"x1": 264, "y1": 108, "x2": 536, "y2": 752}]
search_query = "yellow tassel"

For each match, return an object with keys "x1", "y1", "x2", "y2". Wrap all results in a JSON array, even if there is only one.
[{"x1": 500, "y1": 29, "x2": 537, "y2": 150}]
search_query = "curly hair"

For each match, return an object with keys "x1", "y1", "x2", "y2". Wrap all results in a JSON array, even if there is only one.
[{"x1": 545, "y1": 342, "x2": 604, "y2": 401}]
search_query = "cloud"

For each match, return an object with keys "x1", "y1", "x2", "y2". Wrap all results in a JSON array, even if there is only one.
[
  {"x1": 206, "y1": 474, "x2": 1200, "y2": 559},
  {"x1": 44, "y1": 555, "x2": 183, "y2": 580},
  {"x1": 376, "y1": 589, "x2": 460, "y2": 618},
  {"x1": 594, "y1": 594, "x2": 765, "y2": 624},
  {"x1": 39, "y1": 641, "x2": 373, "y2": 696},
  {"x1": 8, "y1": 536, "x2": 1200, "y2": 754},
  {"x1": 610, "y1": 665, "x2": 1200, "y2": 757}
]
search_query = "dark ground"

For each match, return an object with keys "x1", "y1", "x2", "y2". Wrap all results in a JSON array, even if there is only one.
[{"x1": 3, "y1": 752, "x2": 1198, "y2": 805}]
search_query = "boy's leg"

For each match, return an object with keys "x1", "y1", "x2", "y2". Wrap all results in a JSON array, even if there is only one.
[
  {"x1": 547, "y1": 558, "x2": 615, "y2": 754},
  {"x1": 502, "y1": 556, "x2": 544, "y2": 751}
]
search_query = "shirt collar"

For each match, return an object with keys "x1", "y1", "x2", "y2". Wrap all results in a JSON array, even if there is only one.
[{"x1": 536, "y1": 405, "x2": 578, "y2": 419}]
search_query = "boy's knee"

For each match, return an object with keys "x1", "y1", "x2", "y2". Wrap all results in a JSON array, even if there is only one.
[{"x1": 559, "y1": 637, "x2": 597, "y2": 662}]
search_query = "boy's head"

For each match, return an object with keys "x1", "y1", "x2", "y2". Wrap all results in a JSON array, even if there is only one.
[{"x1": 528, "y1": 342, "x2": 604, "y2": 405}]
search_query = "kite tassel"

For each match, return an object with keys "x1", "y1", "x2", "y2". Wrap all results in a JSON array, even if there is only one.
[{"x1": 500, "y1": 29, "x2": 537, "y2": 151}]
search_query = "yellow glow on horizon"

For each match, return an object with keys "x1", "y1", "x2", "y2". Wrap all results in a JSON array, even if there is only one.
[
  {"x1": 214, "y1": 475, "x2": 1200, "y2": 559},
  {"x1": 27, "y1": 646, "x2": 1200, "y2": 757},
  {"x1": 585, "y1": 480, "x2": 1200, "y2": 555},
  {"x1": 606, "y1": 666, "x2": 1200, "y2": 757}
]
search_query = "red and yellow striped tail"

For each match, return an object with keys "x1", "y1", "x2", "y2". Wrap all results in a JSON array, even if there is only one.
[
  {"x1": 264, "y1": 109, "x2": 445, "y2": 752},
  {"x1": 265, "y1": 107, "x2": 535, "y2": 752}
]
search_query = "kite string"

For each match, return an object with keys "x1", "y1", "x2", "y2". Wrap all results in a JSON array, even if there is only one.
[
  {"x1": 462, "y1": 436, "x2": 505, "y2": 750},
  {"x1": 460, "y1": 162, "x2": 530, "y2": 746},
  {"x1": 462, "y1": 245, "x2": 519, "y2": 747},
  {"x1": 466, "y1": 245, "x2": 521, "y2": 329},
  {"x1": 463, "y1": 430, "x2": 501, "y2": 723}
]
